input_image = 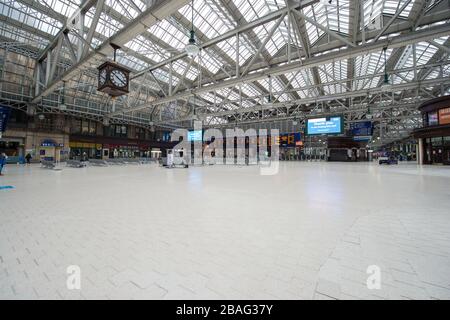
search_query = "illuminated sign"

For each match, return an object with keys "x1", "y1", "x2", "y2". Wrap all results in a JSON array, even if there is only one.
[
  {"x1": 306, "y1": 116, "x2": 344, "y2": 135},
  {"x1": 439, "y1": 107, "x2": 450, "y2": 125},
  {"x1": 40, "y1": 139, "x2": 64, "y2": 147},
  {"x1": 429, "y1": 111, "x2": 439, "y2": 126},
  {"x1": 276, "y1": 132, "x2": 301, "y2": 147},
  {"x1": 188, "y1": 130, "x2": 202, "y2": 141}
]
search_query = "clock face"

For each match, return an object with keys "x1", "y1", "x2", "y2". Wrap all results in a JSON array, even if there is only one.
[
  {"x1": 99, "y1": 69, "x2": 107, "y2": 86},
  {"x1": 110, "y1": 69, "x2": 127, "y2": 88}
]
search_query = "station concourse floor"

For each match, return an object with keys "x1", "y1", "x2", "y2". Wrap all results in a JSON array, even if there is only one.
[{"x1": 1, "y1": 161, "x2": 450, "y2": 300}]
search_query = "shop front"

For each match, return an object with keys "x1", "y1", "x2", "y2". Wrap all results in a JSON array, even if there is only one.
[
  {"x1": 0, "y1": 138, "x2": 24, "y2": 159},
  {"x1": 39, "y1": 139, "x2": 65, "y2": 162},
  {"x1": 109, "y1": 144, "x2": 155, "y2": 158},
  {"x1": 69, "y1": 134, "x2": 174, "y2": 160},
  {"x1": 105, "y1": 144, "x2": 140, "y2": 158},
  {"x1": 421, "y1": 136, "x2": 450, "y2": 165},
  {"x1": 413, "y1": 96, "x2": 450, "y2": 165},
  {"x1": 69, "y1": 141, "x2": 103, "y2": 160}
]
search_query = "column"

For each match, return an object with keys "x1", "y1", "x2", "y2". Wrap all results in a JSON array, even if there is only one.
[{"x1": 418, "y1": 138, "x2": 423, "y2": 165}]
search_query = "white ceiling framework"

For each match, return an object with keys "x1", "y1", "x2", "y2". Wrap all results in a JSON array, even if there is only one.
[{"x1": 0, "y1": 0, "x2": 449, "y2": 140}]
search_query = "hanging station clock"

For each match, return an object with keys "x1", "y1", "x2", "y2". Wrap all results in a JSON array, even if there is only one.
[
  {"x1": 97, "y1": 44, "x2": 130, "y2": 97},
  {"x1": 97, "y1": 61, "x2": 130, "y2": 97}
]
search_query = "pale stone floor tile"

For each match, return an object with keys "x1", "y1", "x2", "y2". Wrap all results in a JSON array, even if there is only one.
[
  {"x1": 314, "y1": 292, "x2": 337, "y2": 300},
  {"x1": 315, "y1": 278, "x2": 342, "y2": 299},
  {"x1": 423, "y1": 283, "x2": 450, "y2": 300},
  {"x1": 1, "y1": 162, "x2": 450, "y2": 299}
]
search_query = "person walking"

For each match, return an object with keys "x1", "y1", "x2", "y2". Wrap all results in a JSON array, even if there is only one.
[
  {"x1": 25, "y1": 153, "x2": 32, "y2": 165},
  {"x1": 0, "y1": 153, "x2": 7, "y2": 176}
]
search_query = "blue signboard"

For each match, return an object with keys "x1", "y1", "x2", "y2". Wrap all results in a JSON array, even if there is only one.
[
  {"x1": 188, "y1": 130, "x2": 202, "y2": 141},
  {"x1": 40, "y1": 139, "x2": 64, "y2": 147},
  {"x1": 350, "y1": 121, "x2": 373, "y2": 136},
  {"x1": 306, "y1": 116, "x2": 343, "y2": 135},
  {"x1": 0, "y1": 105, "x2": 11, "y2": 133}
]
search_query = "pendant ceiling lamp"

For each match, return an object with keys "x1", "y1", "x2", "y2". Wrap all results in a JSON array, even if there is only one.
[
  {"x1": 185, "y1": 0, "x2": 199, "y2": 57},
  {"x1": 381, "y1": 47, "x2": 391, "y2": 92}
]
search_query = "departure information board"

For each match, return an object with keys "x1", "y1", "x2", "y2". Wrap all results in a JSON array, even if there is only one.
[{"x1": 306, "y1": 116, "x2": 343, "y2": 135}]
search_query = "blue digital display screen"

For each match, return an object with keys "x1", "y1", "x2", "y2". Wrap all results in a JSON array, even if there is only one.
[
  {"x1": 0, "y1": 105, "x2": 11, "y2": 133},
  {"x1": 306, "y1": 116, "x2": 343, "y2": 135},
  {"x1": 188, "y1": 130, "x2": 202, "y2": 141},
  {"x1": 350, "y1": 121, "x2": 373, "y2": 136}
]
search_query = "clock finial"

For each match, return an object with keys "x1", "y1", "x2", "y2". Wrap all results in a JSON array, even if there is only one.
[{"x1": 110, "y1": 43, "x2": 121, "y2": 62}]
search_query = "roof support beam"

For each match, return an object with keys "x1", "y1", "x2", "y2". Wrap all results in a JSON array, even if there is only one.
[
  {"x1": 31, "y1": 0, "x2": 191, "y2": 104},
  {"x1": 4, "y1": 2, "x2": 187, "y2": 102},
  {"x1": 169, "y1": 77, "x2": 450, "y2": 121},
  {"x1": 217, "y1": 0, "x2": 296, "y2": 101},
  {"x1": 418, "y1": 38, "x2": 450, "y2": 80},
  {"x1": 210, "y1": 7, "x2": 450, "y2": 85},
  {"x1": 48, "y1": 36, "x2": 63, "y2": 85},
  {"x1": 110, "y1": 23, "x2": 450, "y2": 116},
  {"x1": 376, "y1": 0, "x2": 430, "y2": 86},
  {"x1": 217, "y1": 0, "x2": 296, "y2": 102},
  {"x1": 428, "y1": 40, "x2": 450, "y2": 55},
  {"x1": 36, "y1": 0, "x2": 98, "y2": 62},
  {"x1": 132, "y1": 0, "x2": 319, "y2": 79},
  {"x1": 241, "y1": 13, "x2": 287, "y2": 76},
  {"x1": 373, "y1": 0, "x2": 413, "y2": 42},
  {"x1": 99, "y1": 3, "x2": 234, "y2": 108},
  {"x1": 347, "y1": 0, "x2": 361, "y2": 91},
  {"x1": 81, "y1": 0, "x2": 105, "y2": 59},
  {"x1": 63, "y1": 33, "x2": 77, "y2": 63},
  {"x1": 102, "y1": 6, "x2": 212, "y2": 83},
  {"x1": 291, "y1": 8, "x2": 356, "y2": 48},
  {"x1": 289, "y1": 5, "x2": 322, "y2": 96}
]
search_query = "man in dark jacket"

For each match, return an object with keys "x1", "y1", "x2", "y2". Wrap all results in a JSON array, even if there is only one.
[
  {"x1": 0, "y1": 153, "x2": 7, "y2": 175},
  {"x1": 25, "y1": 153, "x2": 32, "y2": 164}
]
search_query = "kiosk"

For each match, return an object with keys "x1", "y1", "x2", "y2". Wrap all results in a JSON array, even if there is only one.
[{"x1": 413, "y1": 96, "x2": 450, "y2": 165}]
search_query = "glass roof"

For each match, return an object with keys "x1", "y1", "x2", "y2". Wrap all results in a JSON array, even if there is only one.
[
  {"x1": 1, "y1": 0, "x2": 62, "y2": 36},
  {"x1": 179, "y1": 0, "x2": 235, "y2": 39},
  {"x1": 383, "y1": 0, "x2": 414, "y2": 17},
  {"x1": 240, "y1": 83, "x2": 261, "y2": 97},
  {"x1": 258, "y1": 77, "x2": 289, "y2": 102},
  {"x1": 285, "y1": 69, "x2": 316, "y2": 99},
  {"x1": 0, "y1": 0, "x2": 428, "y2": 76},
  {"x1": 0, "y1": 0, "x2": 448, "y2": 123},
  {"x1": 393, "y1": 37, "x2": 449, "y2": 84},
  {"x1": 354, "y1": 48, "x2": 394, "y2": 90},
  {"x1": 302, "y1": 0, "x2": 350, "y2": 45},
  {"x1": 318, "y1": 60, "x2": 348, "y2": 94},
  {"x1": 231, "y1": 0, "x2": 285, "y2": 23}
]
